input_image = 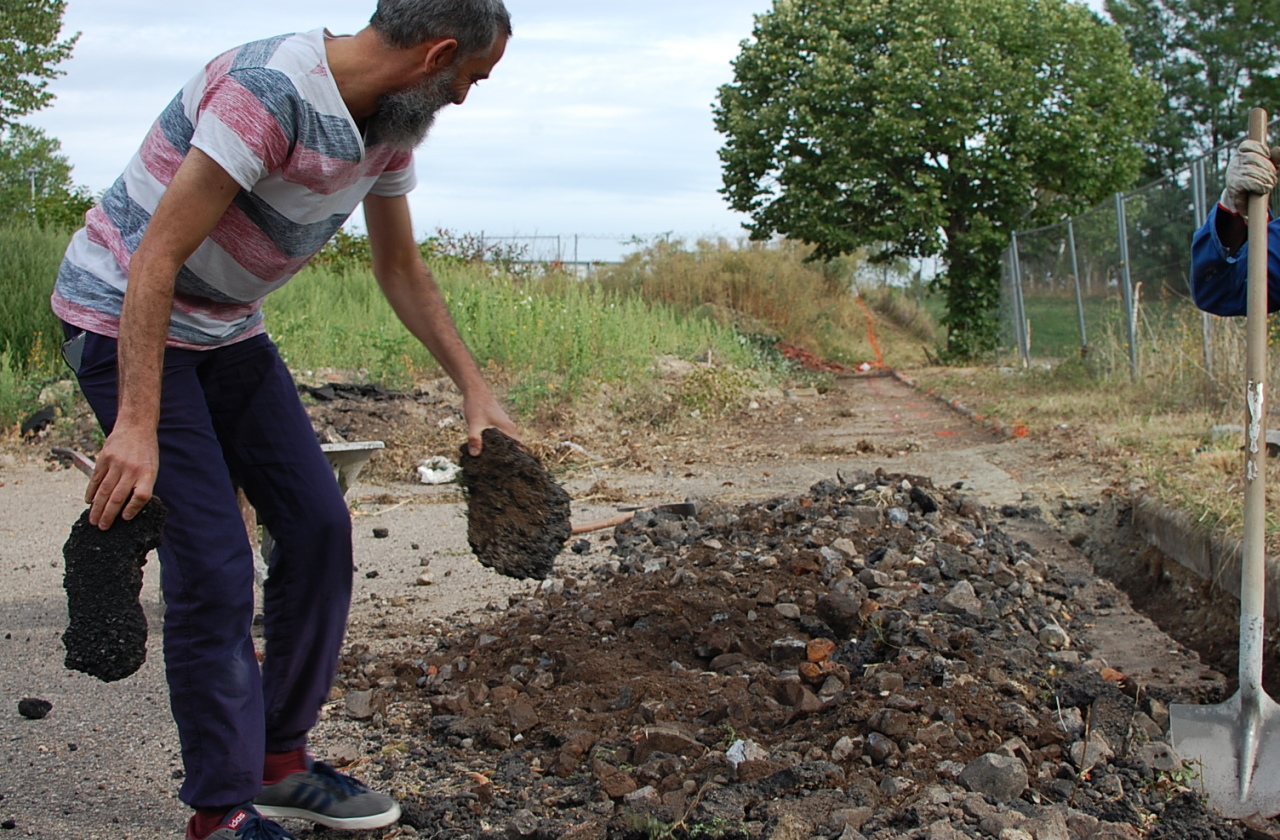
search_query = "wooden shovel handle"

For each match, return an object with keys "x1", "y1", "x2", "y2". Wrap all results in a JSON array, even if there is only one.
[
  {"x1": 1240, "y1": 107, "x2": 1269, "y2": 690},
  {"x1": 570, "y1": 511, "x2": 636, "y2": 534}
]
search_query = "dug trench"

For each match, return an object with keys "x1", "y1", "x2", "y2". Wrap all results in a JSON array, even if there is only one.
[
  {"x1": 291, "y1": 372, "x2": 1280, "y2": 839},
  {"x1": 6, "y1": 369, "x2": 1278, "y2": 839}
]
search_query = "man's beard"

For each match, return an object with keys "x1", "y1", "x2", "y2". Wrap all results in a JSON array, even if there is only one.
[{"x1": 368, "y1": 67, "x2": 458, "y2": 151}]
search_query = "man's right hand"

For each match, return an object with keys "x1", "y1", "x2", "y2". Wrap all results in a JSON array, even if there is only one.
[
  {"x1": 1222, "y1": 139, "x2": 1280, "y2": 217},
  {"x1": 86, "y1": 426, "x2": 158, "y2": 530}
]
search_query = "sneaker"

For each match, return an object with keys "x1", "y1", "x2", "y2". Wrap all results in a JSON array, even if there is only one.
[
  {"x1": 190, "y1": 805, "x2": 295, "y2": 839},
  {"x1": 253, "y1": 761, "x2": 401, "y2": 830}
]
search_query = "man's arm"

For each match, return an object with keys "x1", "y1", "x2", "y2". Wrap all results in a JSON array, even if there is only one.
[
  {"x1": 1190, "y1": 204, "x2": 1280, "y2": 317},
  {"x1": 87, "y1": 148, "x2": 241, "y2": 529},
  {"x1": 363, "y1": 193, "x2": 518, "y2": 455}
]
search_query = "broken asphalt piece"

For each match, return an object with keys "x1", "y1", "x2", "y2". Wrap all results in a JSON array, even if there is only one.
[
  {"x1": 299, "y1": 382, "x2": 396, "y2": 402},
  {"x1": 20, "y1": 406, "x2": 55, "y2": 438},
  {"x1": 62, "y1": 498, "x2": 167, "y2": 682},
  {"x1": 17, "y1": 698, "x2": 52, "y2": 720},
  {"x1": 458, "y1": 428, "x2": 570, "y2": 581}
]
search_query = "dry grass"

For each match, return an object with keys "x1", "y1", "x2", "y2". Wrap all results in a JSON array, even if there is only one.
[
  {"x1": 595, "y1": 238, "x2": 932, "y2": 368},
  {"x1": 907, "y1": 303, "x2": 1280, "y2": 550}
]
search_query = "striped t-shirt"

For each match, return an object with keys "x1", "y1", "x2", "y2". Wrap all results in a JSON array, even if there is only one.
[{"x1": 51, "y1": 29, "x2": 416, "y2": 349}]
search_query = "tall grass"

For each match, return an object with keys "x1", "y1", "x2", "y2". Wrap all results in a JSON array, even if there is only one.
[
  {"x1": 0, "y1": 224, "x2": 71, "y2": 429},
  {"x1": 264, "y1": 261, "x2": 763, "y2": 416},
  {"x1": 595, "y1": 238, "x2": 899, "y2": 366}
]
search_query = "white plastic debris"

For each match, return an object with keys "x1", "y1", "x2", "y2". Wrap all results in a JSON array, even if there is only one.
[
  {"x1": 726, "y1": 739, "x2": 768, "y2": 767},
  {"x1": 417, "y1": 456, "x2": 461, "y2": 485}
]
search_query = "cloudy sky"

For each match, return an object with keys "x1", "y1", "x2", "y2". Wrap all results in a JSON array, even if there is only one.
[
  {"x1": 28, "y1": 1, "x2": 1112, "y2": 262},
  {"x1": 27, "y1": 1, "x2": 772, "y2": 262}
]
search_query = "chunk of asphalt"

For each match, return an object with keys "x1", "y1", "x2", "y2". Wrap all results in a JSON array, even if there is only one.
[
  {"x1": 459, "y1": 428, "x2": 570, "y2": 581},
  {"x1": 61, "y1": 498, "x2": 167, "y2": 682}
]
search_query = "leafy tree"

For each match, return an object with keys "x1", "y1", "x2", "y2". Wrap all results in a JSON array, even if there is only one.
[
  {"x1": 1105, "y1": 0, "x2": 1280, "y2": 179},
  {"x1": 714, "y1": 0, "x2": 1157, "y2": 359},
  {"x1": 0, "y1": 122, "x2": 93, "y2": 228},
  {"x1": 0, "y1": 0, "x2": 78, "y2": 130}
]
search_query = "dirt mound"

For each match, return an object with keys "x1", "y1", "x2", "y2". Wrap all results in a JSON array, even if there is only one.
[{"x1": 317, "y1": 470, "x2": 1274, "y2": 840}]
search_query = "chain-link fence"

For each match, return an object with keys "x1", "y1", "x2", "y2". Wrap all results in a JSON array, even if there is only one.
[
  {"x1": 1001, "y1": 119, "x2": 1280, "y2": 401},
  {"x1": 474, "y1": 233, "x2": 682, "y2": 277}
]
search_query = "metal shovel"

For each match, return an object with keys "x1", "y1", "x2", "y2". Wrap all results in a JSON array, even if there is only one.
[{"x1": 1170, "y1": 107, "x2": 1280, "y2": 819}]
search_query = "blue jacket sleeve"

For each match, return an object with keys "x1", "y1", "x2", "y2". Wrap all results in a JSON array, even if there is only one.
[{"x1": 1190, "y1": 203, "x2": 1280, "y2": 316}]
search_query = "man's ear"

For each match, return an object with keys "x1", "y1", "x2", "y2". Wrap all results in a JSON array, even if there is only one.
[{"x1": 422, "y1": 38, "x2": 459, "y2": 73}]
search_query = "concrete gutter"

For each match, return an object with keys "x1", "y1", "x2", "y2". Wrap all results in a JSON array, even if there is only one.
[{"x1": 1132, "y1": 494, "x2": 1280, "y2": 624}]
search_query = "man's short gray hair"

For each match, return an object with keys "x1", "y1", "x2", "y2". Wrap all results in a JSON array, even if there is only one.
[{"x1": 370, "y1": 0, "x2": 512, "y2": 56}]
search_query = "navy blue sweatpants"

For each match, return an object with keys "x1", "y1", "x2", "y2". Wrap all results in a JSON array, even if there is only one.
[{"x1": 64, "y1": 325, "x2": 353, "y2": 810}]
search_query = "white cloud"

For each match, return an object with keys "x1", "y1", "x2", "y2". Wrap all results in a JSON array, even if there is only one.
[{"x1": 30, "y1": 1, "x2": 765, "y2": 258}]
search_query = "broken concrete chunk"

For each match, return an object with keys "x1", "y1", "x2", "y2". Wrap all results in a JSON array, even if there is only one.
[{"x1": 958, "y1": 753, "x2": 1028, "y2": 802}]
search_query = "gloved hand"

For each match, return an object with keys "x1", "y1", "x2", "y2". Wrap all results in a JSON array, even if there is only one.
[{"x1": 1221, "y1": 139, "x2": 1280, "y2": 218}]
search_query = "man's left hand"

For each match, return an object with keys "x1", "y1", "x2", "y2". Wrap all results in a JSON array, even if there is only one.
[{"x1": 463, "y1": 392, "x2": 520, "y2": 455}]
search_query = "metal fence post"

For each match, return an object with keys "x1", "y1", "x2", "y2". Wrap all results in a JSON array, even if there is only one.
[
  {"x1": 1009, "y1": 233, "x2": 1030, "y2": 367},
  {"x1": 1192, "y1": 157, "x2": 1215, "y2": 380},
  {"x1": 1114, "y1": 193, "x2": 1139, "y2": 382},
  {"x1": 1067, "y1": 218, "x2": 1087, "y2": 355}
]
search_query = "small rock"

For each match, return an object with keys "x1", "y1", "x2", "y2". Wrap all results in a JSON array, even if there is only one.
[
  {"x1": 372, "y1": 527, "x2": 389, "y2": 539},
  {"x1": 865, "y1": 732, "x2": 898, "y2": 764},
  {"x1": 775, "y1": 603, "x2": 801, "y2": 619},
  {"x1": 831, "y1": 735, "x2": 857, "y2": 762},
  {"x1": 416, "y1": 573, "x2": 434, "y2": 586},
  {"x1": 770, "y1": 638, "x2": 809, "y2": 663},
  {"x1": 1053, "y1": 706, "x2": 1085, "y2": 739},
  {"x1": 18, "y1": 697, "x2": 52, "y2": 720},
  {"x1": 1068, "y1": 733, "x2": 1114, "y2": 769},
  {"x1": 506, "y1": 808, "x2": 540, "y2": 838},
  {"x1": 942, "y1": 580, "x2": 983, "y2": 617},
  {"x1": 879, "y1": 776, "x2": 912, "y2": 797},
  {"x1": 867, "y1": 708, "x2": 911, "y2": 738},
  {"x1": 1137, "y1": 742, "x2": 1181, "y2": 773},
  {"x1": 505, "y1": 700, "x2": 540, "y2": 734},
  {"x1": 622, "y1": 785, "x2": 661, "y2": 808},
  {"x1": 958, "y1": 752, "x2": 1028, "y2": 802},
  {"x1": 1038, "y1": 625, "x2": 1071, "y2": 650},
  {"x1": 345, "y1": 689, "x2": 385, "y2": 720},
  {"x1": 997, "y1": 829, "x2": 1032, "y2": 840},
  {"x1": 1022, "y1": 810, "x2": 1069, "y2": 840},
  {"x1": 571, "y1": 539, "x2": 591, "y2": 555}
]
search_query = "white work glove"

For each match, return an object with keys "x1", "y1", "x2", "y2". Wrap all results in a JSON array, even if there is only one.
[{"x1": 1221, "y1": 139, "x2": 1280, "y2": 219}]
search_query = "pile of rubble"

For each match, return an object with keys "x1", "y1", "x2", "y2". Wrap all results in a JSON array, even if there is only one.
[{"x1": 318, "y1": 470, "x2": 1265, "y2": 840}]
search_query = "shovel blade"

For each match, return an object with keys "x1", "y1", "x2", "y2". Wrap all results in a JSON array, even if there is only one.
[{"x1": 1170, "y1": 691, "x2": 1280, "y2": 819}]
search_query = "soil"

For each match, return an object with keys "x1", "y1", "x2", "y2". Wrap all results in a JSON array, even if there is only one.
[
  {"x1": 2, "y1": 367, "x2": 1278, "y2": 840},
  {"x1": 458, "y1": 428, "x2": 572, "y2": 582}
]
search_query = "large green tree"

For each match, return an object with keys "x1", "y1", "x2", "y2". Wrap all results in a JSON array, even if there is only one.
[
  {"x1": 0, "y1": 123, "x2": 93, "y2": 227},
  {"x1": 0, "y1": 0, "x2": 77, "y2": 130},
  {"x1": 0, "y1": 1, "x2": 85, "y2": 227},
  {"x1": 1106, "y1": 0, "x2": 1280, "y2": 179},
  {"x1": 714, "y1": 0, "x2": 1157, "y2": 359}
]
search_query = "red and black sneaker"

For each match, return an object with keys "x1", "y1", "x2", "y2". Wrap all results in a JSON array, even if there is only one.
[{"x1": 186, "y1": 805, "x2": 294, "y2": 840}]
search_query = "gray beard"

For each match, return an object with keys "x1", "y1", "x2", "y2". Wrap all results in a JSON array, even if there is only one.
[{"x1": 368, "y1": 68, "x2": 457, "y2": 151}]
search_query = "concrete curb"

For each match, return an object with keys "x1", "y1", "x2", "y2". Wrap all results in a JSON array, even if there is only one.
[
  {"x1": 1132, "y1": 493, "x2": 1280, "y2": 624},
  {"x1": 884, "y1": 367, "x2": 1275, "y2": 620}
]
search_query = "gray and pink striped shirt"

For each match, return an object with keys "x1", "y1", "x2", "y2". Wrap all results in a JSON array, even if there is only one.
[{"x1": 52, "y1": 29, "x2": 415, "y2": 348}]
